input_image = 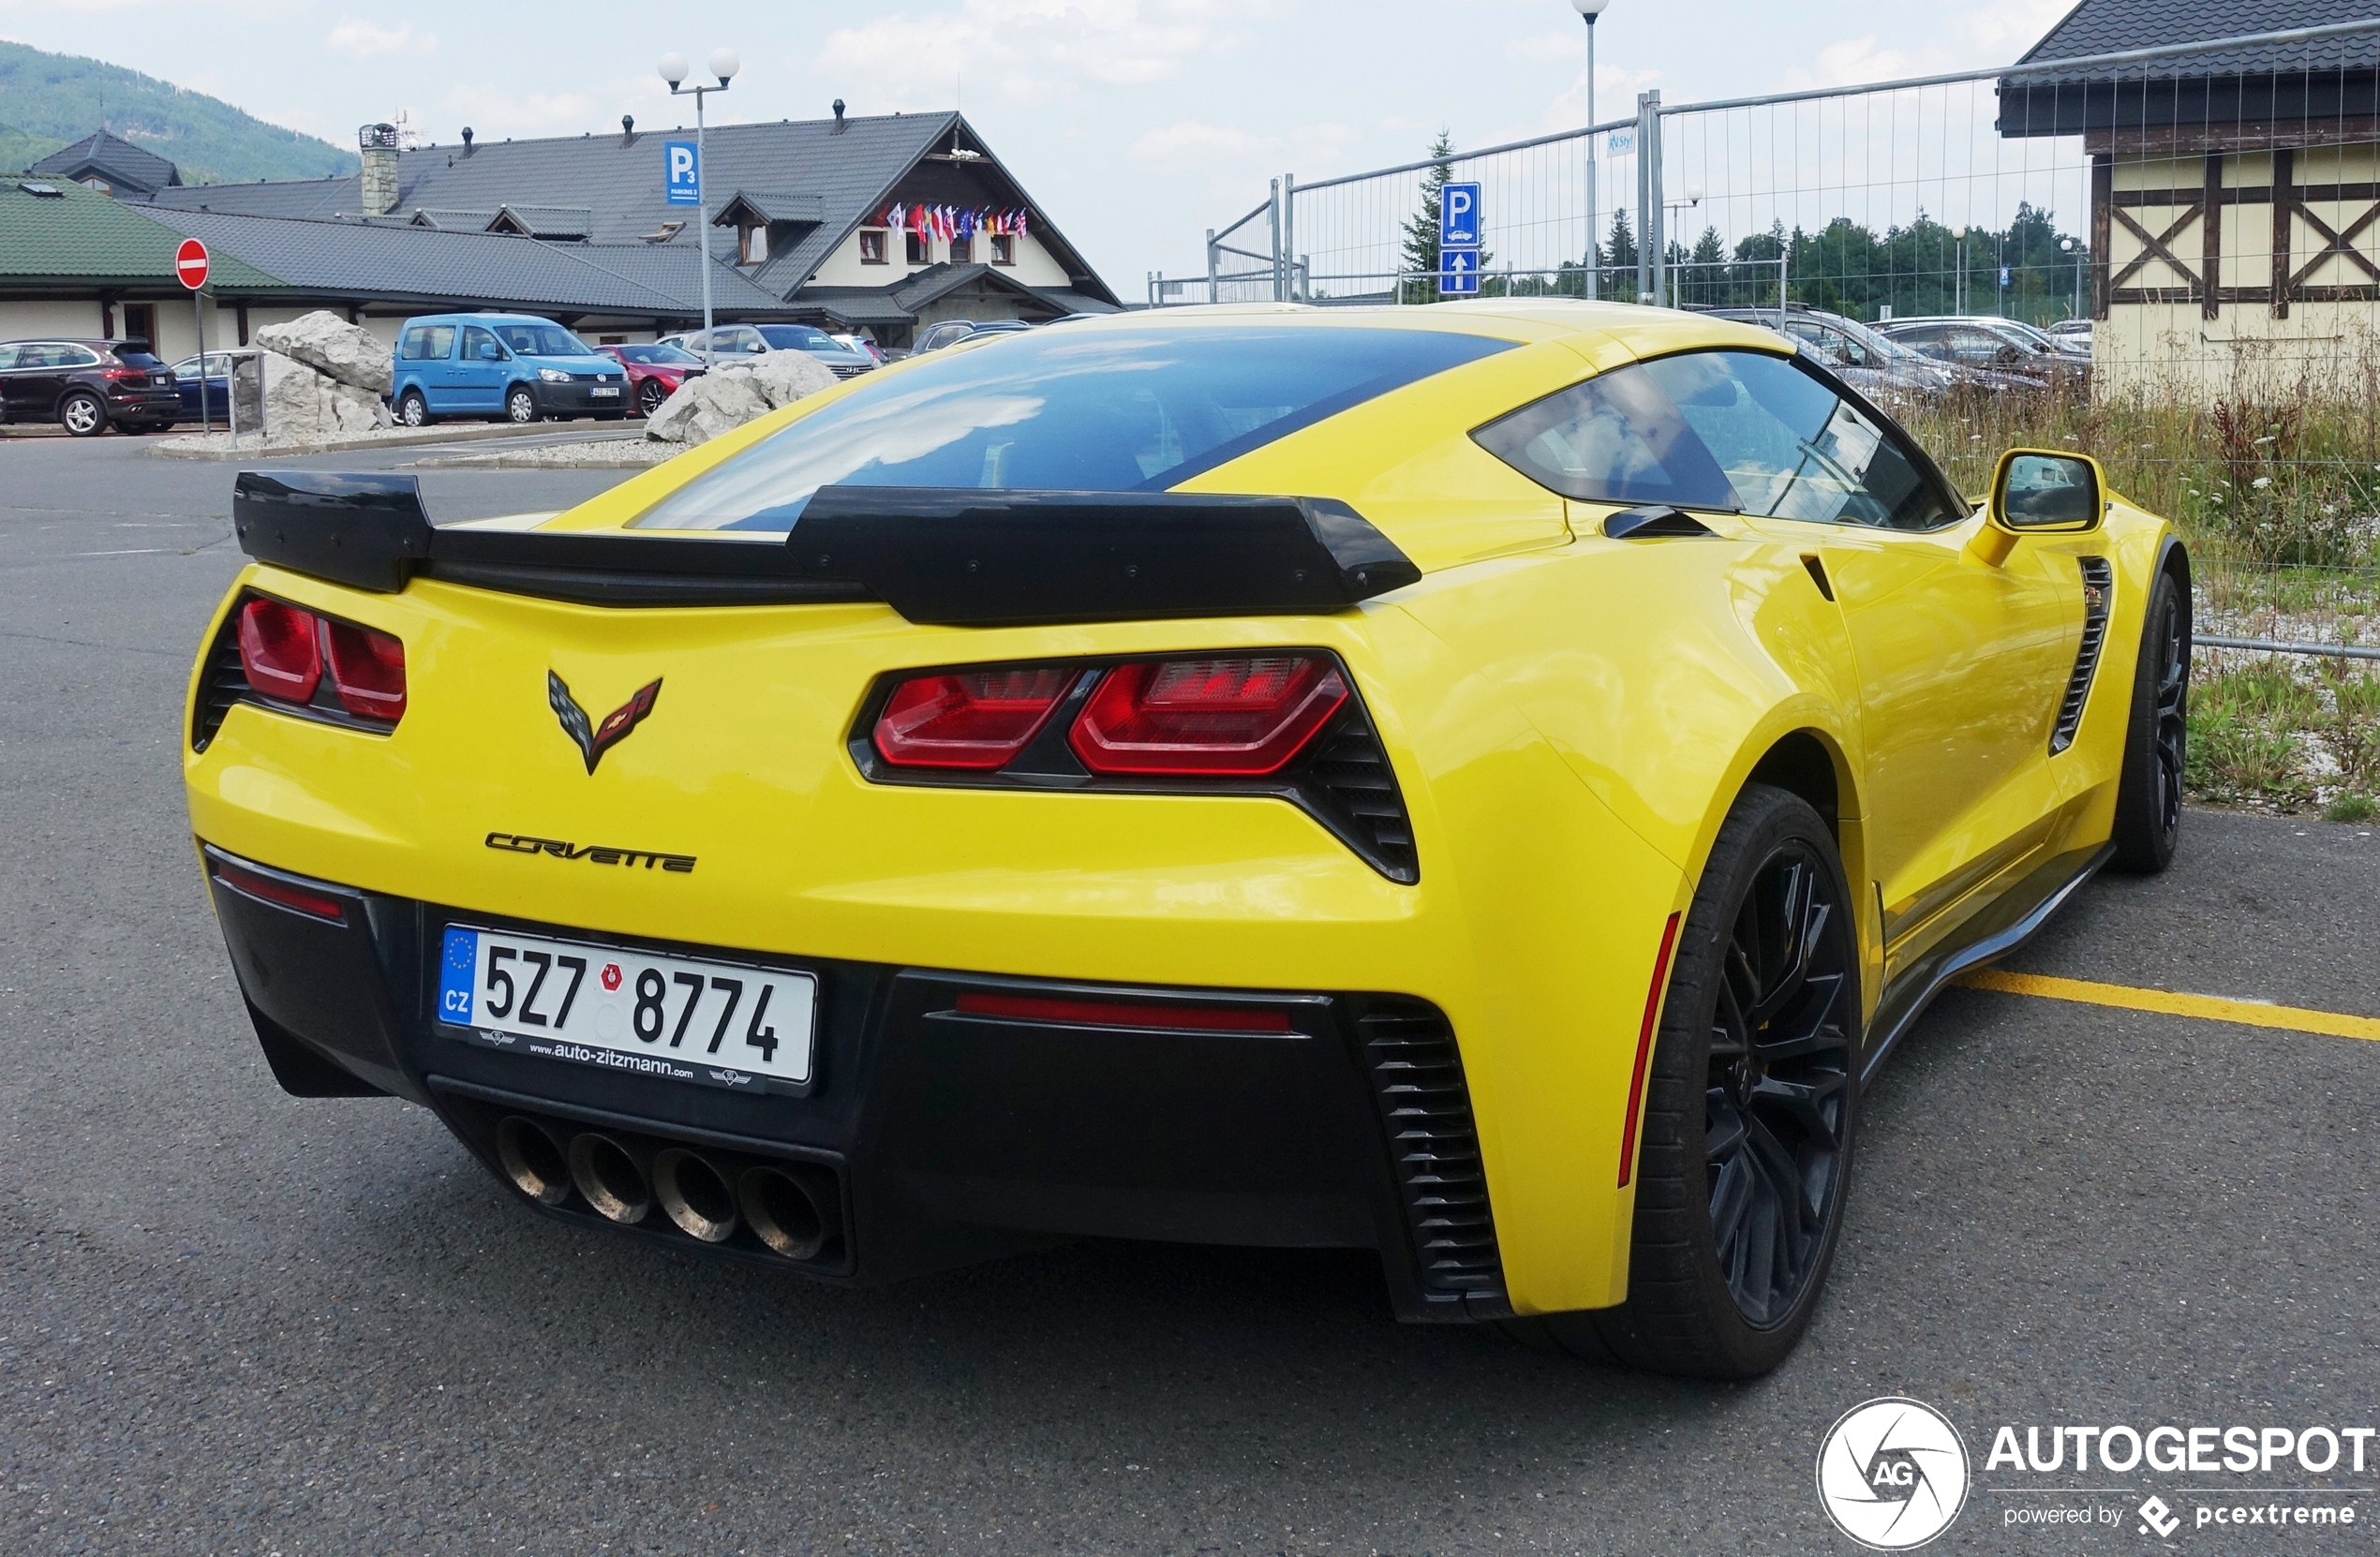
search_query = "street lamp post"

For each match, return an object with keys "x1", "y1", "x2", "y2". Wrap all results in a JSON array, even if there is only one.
[
  {"x1": 660, "y1": 48, "x2": 741, "y2": 366},
  {"x1": 1571, "y1": 0, "x2": 1610, "y2": 300},
  {"x1": 2061, "y1": 235, "x2": 2082, "y2": 319}
]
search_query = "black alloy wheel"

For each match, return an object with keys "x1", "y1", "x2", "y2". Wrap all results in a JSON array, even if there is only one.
[
  {"x1": 2111, "y1": 566, "x2": 2190, "y2": 873},
  {"x1": 1502, "y1": 784, "x2": 1860, "y2": 1378},
  {"x1": 1700, "y1": 838, "x2": 1856, "y2": 1327},
  {"x1": 638, "y1": 378, "x2": 669, "y2": 416}
]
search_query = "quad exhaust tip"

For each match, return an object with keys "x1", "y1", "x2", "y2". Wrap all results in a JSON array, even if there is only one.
[
  {"x1": 738, "y1": 1165, "x2": 839, "y2": 1262},
  {"x1": 567, "y1": 1132, "x2": 651, "y2": 1225},
  {"x1": 489, "y1": 1109, "x2": 838, "y2": 1263},
  {"x1": 495, "y1": 1115, "x2": 572, "y2": 1207},
  {"x1": 653, "y1": 1148, "x2": 739, "y2": 1243}
]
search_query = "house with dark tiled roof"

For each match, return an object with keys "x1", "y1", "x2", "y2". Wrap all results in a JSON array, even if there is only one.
[
  {"x1": 2000, "y1": 0, "x2": 2380, "y2": 392},
  {"x1": 131, "y1": 110, "x2": 1118, "y2": 348},
  {"x1": 31, "y1": 129, "x2": 183, "y2": 198}
]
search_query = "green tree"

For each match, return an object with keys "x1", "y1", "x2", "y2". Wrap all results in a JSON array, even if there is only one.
[
  {"x1": 1398, "y1": 131, "x2": 1491, "y2": 304},
  {"x1": 1599, "y1": 208, "x2": 1639, "y2": 297}
]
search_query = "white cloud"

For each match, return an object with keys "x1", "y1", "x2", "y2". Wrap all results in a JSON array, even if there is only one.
[
  {"x1": 819, "y1": 0, "x2": 1276, "y2": 112},
  {"x1": 327, "y1": 18, "x2": 437, "y2": 59},
  {"x1": 1505, "y1": 29, "x2": 1583, "y2": 64},
  {"x1": 1780, "y1": 35, "x2": 1913, "y2": 90},
  {"x1": 437, "y1": 83, "x2": 605, "y2": 140}
]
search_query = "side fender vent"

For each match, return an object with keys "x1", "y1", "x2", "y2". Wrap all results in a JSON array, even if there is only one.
[
  {"x1": 1354, "y1": 997, "x2": 1504, "y2": 1307},
  {"x1": 2050, "y1": 557, "x2": 2114, "y2": 755}
]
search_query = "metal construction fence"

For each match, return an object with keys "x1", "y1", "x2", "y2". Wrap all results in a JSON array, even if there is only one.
[{"x1": 1165, "y1": 20, "x2": 2380, "y2": 807}]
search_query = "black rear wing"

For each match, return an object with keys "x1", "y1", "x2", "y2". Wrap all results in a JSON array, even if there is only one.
[{"x1": 231, "y1": 472, "x2": 1421, "y2": 626}]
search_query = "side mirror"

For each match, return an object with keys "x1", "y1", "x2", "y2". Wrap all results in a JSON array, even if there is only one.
[{"x1": 1972, "y1": 449, "x2": 2105, "y2": 564}]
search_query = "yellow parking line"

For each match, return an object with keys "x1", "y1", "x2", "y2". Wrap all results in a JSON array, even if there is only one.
[{"x1": 1958, "y1": 969, "x2": 2380, "y2": 1043}]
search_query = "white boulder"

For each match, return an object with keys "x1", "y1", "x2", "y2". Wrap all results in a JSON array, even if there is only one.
[
  {"x1": 260, "y1": 350, "x2": 394, "y2": 438},
  {"x1": 644, "y1": 351, "x2": 842, "y2": 445},
  {"x1": 253, "y1": 309, "x2": 394, "y2": 394}
]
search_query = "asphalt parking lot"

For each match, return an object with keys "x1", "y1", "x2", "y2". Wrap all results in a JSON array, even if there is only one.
[{"x1": 4, "y1": 434, "x2": 2376, "y2": 1555}]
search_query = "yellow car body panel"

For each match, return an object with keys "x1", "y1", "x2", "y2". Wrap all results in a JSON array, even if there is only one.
[{"x1": 184, "y1": 301, "x2": 2179, "y2": 1319}]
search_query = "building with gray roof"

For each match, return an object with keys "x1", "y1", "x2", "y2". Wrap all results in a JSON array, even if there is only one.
[
  {"x1": 133, "y1": 108, "x2": 1117, "y2": 348},
  {"x1": 1998, "y1": 0, "x2": 2380, "y2": 396}
]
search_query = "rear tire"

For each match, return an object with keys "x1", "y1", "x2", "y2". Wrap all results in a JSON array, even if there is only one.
[
  {"x1": 60, "y1": 392, "x2": 106, "y2": 437},
  {"x1": 2110, "y1": 565, "x2": 2189, "y2": 874},
  {"x1": 1510, "y1": 784, "x2": 1860, "y2": 1378},
  {"x1": 397, "y1": 390, "x2": 429, "y2": 428}
]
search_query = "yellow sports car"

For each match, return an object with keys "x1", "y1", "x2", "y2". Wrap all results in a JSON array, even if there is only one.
[{"x1": 186, "y1": 302, "x2": 2188, "y2": 1377}]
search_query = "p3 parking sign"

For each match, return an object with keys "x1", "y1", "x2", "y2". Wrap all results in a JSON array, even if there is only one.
[{"x1": 664, "y1": 140, "x2": 701, "y2": 206}]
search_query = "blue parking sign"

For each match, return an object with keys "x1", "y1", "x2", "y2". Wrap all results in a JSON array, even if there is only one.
[
  {"x1": 664, "y1": 140, "x2": 701, "y2": 206},
  {"x1": 1439, "y1": 246, "x2": 1480, "y2": 296},
  {"x1": 1440, "y1": 182, "x2": 1481, "y2": 248}
]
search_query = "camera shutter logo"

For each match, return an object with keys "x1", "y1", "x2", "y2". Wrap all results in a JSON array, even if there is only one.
[{"x1": 1815, "y1": 1397, "x2": 1970, "y2": 1550}]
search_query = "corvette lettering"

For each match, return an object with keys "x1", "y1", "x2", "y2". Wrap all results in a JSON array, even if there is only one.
[{"x1": 484, "y1": 832, "x2": 695, "y2": 872}]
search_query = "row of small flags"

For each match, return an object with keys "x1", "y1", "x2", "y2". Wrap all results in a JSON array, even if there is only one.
[{"x1": 875, "y1": 204, "x2": 1030, "y2": 242}]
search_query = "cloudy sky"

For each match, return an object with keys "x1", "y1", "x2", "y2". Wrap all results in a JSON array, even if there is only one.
[{"x1": 0, "y1": 0, "x2": 2075, "y2": 289}]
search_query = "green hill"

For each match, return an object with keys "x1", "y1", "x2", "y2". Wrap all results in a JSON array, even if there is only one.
[
  {"x1": 0, "y1": 41, "x2": 356, "y2": 185},
  {"x1": 0, "y1": 121, "x2": 66, "y2": 172}
]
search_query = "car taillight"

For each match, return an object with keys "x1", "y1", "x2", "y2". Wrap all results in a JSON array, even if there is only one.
[
  {"x1": 231, "y1": 596, "x2": 407, "y2": 725},
  {"x1": 208, "y1": 857, "x2": 349, "y2": 923},
  {"x1": 236, "y1": 598, "x2": 321, "y2": 703},
  {"x1": 1069, "y1": 655, "x2": 1347, "y2": 776},
  {"x1": 872, "y1": 667, "x2": 1073, "y2": 769},
  {"x1": 324, "y1": 620, "x2": 408, "y2": 721}
]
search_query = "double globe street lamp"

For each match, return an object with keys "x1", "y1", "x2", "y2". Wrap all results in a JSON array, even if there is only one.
[{"x1": 659, "y1": 48, "x2": 741, "y2": 364}]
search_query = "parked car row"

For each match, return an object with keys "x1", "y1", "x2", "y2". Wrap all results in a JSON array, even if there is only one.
[{"x1": 1693, "y1": 304, "x2": 2095, "y2": 394}]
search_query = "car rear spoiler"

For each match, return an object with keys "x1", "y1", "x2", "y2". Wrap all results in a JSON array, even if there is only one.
[{"x1": 231, "y1": 472, "x2": 1422, "y2": 625}]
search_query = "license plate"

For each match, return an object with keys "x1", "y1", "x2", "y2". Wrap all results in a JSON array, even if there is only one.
[
  {"x1": 590, "y1": 387, "x2": 620, "y2": 397},
  {"x1": 438, "y1": 926, "x2": 816, "y2": 1090}
]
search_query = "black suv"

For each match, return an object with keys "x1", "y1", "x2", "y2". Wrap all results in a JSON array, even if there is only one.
[{"x1": 0, "y1": 339, "x2": 182, "y2": 436}]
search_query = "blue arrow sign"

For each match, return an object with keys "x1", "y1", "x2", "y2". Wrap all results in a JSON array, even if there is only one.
[
  {"x1": 664, "y1": 140, "x2": 701, "y2": 206},
  {"x1": 1439, "y1": 246, "x2": 1480, "y2": 296},
  {"x1": 1440, "y1": 182, "x2": 1481, "y2": 248}
]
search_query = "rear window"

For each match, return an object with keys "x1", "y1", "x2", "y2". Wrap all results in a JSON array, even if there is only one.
[
  {"x1": 400, "y1": 326, "x2": 455, "y2": 361},
  {"x1": 113, "y1": 349, "x2": 164, "y2": 368},
  {"x1": 631, "y1": 325, "x2": 1511, "y2": 532}
]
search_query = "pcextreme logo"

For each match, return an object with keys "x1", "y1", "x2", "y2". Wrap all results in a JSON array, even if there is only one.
[{"x1": 1817, "y1": 1398, "x2": 1971, "y2": 1550}]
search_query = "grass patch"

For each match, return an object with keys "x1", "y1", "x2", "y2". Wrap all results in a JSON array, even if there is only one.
[
  {"x1": 2326, "y1": 793, "x2": 2378, "y2": 823},
  {"x1": 2185, "y1": 651, "x2": 2380, "y2": 816}
]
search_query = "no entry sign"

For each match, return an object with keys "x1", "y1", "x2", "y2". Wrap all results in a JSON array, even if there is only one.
[{"x1": 174, "y1": 238, "x2": 210, "y2": 291}]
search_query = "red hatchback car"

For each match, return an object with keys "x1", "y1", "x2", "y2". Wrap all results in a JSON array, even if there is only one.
[{"x1": 595, "y1": 343, "x2": 708, "y2": 418}]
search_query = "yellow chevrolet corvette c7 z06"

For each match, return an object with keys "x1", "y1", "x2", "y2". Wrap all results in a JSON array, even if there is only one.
[{"x1": 186, "y1": 302, "x2": 2188, "y2": 1377}]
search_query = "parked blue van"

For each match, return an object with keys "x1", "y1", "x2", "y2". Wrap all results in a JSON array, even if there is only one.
[{"x1": 390, "y1": 313, "x2": 629, "y2": 425}]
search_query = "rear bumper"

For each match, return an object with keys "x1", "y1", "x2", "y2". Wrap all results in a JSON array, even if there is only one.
[{"x1": 201, "y1": 842, "x2": 1510, "y2": 1322}]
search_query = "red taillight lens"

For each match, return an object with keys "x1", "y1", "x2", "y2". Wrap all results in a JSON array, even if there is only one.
[
  {"x1": 236, "y1": 598, "x2": 322, "y2": 703},
  {"x1": 1068, "y1": 655, "x2": 1347, "y2": 776},
  {"x1": 209, "y1": 858, "x2": 349, "y2": 922},
  {"x1": 324, "y1": 619, "x2": 408, "y2": 722},
  {"x1": 873, "y1": 667, "x2": 1073, "y2": 769}
]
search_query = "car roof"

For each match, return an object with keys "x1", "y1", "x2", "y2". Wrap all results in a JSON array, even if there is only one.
[{"x1": 1027, "y1": 300, "x2": 1789, "y2": 364}]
